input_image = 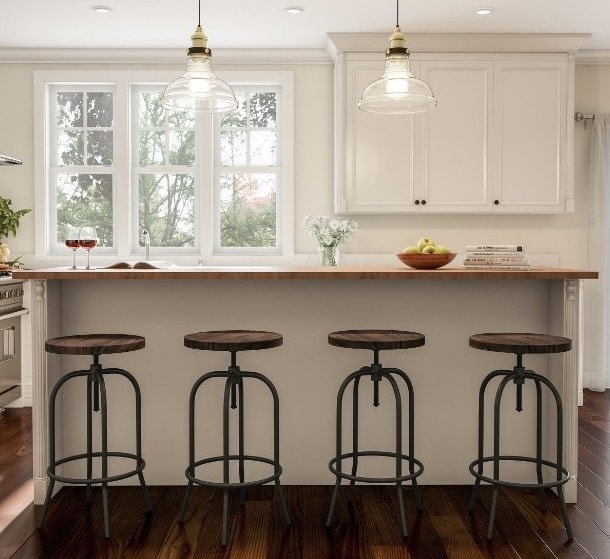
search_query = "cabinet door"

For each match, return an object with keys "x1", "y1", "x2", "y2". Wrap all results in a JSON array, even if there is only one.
[
  {"x1": 340, "y1": 60, "x2": 419, "y2": 213},
  {"x1": 492, "y1": 60, "x2": 566, "y2": 213},
  {"x1": 419, "y1": 60, "x2": 493, "y2": 212}
]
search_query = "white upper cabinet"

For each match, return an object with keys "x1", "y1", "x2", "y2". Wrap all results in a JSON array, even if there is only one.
[
  {"x1": 328, "y1": 34, "x2": 585, "y2": 214},
  {"x1": 418, "y1": 60, "x2": 493, "y2": 212},
  {"x1": 343, "y1": 59, "x2": 419, "y2": 212},
  {"x1": 492, "y1": 60, "x2": 567, "y2": 213}
]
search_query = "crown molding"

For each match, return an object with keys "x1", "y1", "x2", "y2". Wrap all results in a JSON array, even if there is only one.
[
  {"x1": 0, "y1": 47, "x2": 332, "y2": 65},
  {"x1": 326, "y1": 33, "x2": 592, "y2": 58},
  {"x1": 575, "y1": 49, "x2": 610, "y2": 64}
]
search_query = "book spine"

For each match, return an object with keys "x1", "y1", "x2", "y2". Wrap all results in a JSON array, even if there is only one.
[
  {"x1": 462, "y1": 265, "x2": 530, "y2": 271},
  {"x1": 465, "y1": 251, "x2": 525, "y2": 257},
  {"x1": 463, "y1": 257, "x2": 528, "y2": 265},
  {"x1": 465, "y1": 245, "x2": 525, "y2": 252}
]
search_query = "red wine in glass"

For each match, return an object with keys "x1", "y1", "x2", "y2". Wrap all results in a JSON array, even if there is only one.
[
  {"x1": 64, "y1": 227, "x2": 80, "y2": 269},
  {"x1": 78, "y1": 227, "x2": 98, "y2": 270},
  {"x1": 79, "y1": 239, "x2": 98, "y2": 250}
]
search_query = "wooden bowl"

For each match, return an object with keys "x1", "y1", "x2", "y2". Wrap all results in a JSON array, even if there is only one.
[{"x1": 396, "y1": 252, "x2": 457, "y2": 270}]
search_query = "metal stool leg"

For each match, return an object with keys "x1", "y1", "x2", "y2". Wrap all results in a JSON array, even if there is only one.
[
  {"x1": 534, "y1": 378, "x2": 547, "y2": 511},
  {"x1": 348, "y1": 376, "x2": 361, "y2": 504},
  {"x1": 237, "y1": 375, "x2": 246, "y2": 505},
  {"x1": 485, "y1": 374, "x2": 513, "y2": 541},
  {"x1": 38, "y1": 369, "x2": 86, "y2": 529},
  {"x1": 326, "y1": 369, "x2": 363, "y2": 528},
  {"x1": 221, "y1": 374, "x2": 233, "y2": 546},
  {"x1": 384, "y1": 373, "x2": 408, "y2": 537},
  {"x1": 245, "y1": 370, "x2": 291, "y2": 526},
  {"x1": 86, "y1": 372, "x2": 93, "y2": 504},
  {"x1": 540, "y1": 375, "x2": 574, "y2": 541},
  {"x1": 106, "y1": 367, "x2": 153, "y2": 512},
  {"x1": 468, "y1": 369, "x2": 511, "y2": 512},
  {"x1": 390, "y1": 368, "x2": 424, "y2": 513}
]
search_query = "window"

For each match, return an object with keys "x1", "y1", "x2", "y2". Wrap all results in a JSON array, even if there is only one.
[
  {"x1": 216, "y1": 86, "x2": 281, "y2": 253},
  {"x1": 35, "y1": 71, "x2": 294, "y2": 260},
  {"x1": 49, "y1": 85, "x2": 115, "y2": 252},
  {"x1": 132, "y1": 86, "x2": 197, "y2": 252}
]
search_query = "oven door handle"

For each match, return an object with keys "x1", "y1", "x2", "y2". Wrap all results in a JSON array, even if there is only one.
[{"x1": 0, "y1": 308, "x2": 29, "y2": 320}]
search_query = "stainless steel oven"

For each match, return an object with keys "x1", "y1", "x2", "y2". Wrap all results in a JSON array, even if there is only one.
[{"x1": 0, "y1": 280, "x2": 28, "y2": 409}]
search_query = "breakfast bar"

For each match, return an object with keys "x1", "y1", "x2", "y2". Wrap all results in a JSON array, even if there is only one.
[{"x1": 13, "y1": 265, "x2": 597, "y2": 505}]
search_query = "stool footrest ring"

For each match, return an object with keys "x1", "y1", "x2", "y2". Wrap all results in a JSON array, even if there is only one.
[
  {"x1": 47, "y1": 451, "x2": 146, "y2": 485},
  {"x1": 469, "y1": 455, "x2": 570, "y2": 489},
  {"x1": 185, "y1": 454, "x2": 283, "y2": 488},
  {"x1": 329, "y1": 451, "x2": 424, "y2": 484}
]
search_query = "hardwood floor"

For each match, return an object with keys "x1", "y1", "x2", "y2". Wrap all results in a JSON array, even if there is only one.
[{"x1": 1, "y1": 390, "x2": 610, "y2": 558}]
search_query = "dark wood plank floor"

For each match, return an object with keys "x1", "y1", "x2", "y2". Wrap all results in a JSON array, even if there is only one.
[{"x1": 1, "y1": 390, "x2": 610, "y2": 558}]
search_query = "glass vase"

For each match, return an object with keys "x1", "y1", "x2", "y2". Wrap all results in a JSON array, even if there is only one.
[{"x1": 318, "y1": 245, "x2": 339, "y2": 266}]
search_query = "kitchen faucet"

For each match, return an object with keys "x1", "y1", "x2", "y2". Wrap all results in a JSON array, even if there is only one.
[{"x1": 141, "y1": 229, "x2": 150, "y2": 261}]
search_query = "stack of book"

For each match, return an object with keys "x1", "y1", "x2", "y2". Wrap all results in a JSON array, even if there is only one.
[{"x1": 462, "y1": 244, "x2": 529, "y2": 270}]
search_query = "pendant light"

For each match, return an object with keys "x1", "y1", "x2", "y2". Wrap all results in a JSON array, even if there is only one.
[
  {"x1": 359, "y1": 0, "x2": 437, "y2": 114},
  {"x1": 162, "y1": 0, "x2": 238, "y2": 113}
]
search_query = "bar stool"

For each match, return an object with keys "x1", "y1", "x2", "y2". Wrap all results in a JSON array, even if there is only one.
[
  {"x1": 468, "y1": 333, "x2": 573, "y2": 541},
  {"x1": 326, "y1": 329, "x2": 425, "y2": 538},
  {"x1": 178, "y1": 330, "x2": 291, "y2": 546},
  {"x1": 39, "y1": 334, "x2": 152, "y2": 538}
]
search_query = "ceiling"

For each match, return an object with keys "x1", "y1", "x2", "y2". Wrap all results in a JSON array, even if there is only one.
[{"x1": 0, "y1": 0, "x2": 608, "y2": 52}]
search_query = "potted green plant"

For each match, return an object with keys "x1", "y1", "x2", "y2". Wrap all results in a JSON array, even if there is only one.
[{"x1": 0, "y1": 196, "x2": 31, "y2": 265}]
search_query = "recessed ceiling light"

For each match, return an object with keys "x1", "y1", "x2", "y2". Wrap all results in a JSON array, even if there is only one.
[
  {"x1": 474, "y1": 7, "x2": 494, "y2": 16},
  {"x1": 92, "y1": 6, "x2": 112, "y2": 14},
  {"x1": 284, "y1": 6, "x2": 304, "y2": 15}
]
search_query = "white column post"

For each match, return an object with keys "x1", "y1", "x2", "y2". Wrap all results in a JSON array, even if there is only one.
[{"x1": 32, "y1": 279, "x2": 48, "y2": 504}]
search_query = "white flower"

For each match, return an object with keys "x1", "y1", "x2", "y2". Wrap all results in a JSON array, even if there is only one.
[{"x1": 304, "y1": 215, "x2": 358, "y2": 247}]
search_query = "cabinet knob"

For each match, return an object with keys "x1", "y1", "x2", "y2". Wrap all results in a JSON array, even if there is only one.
[
  {"x1": 414, "y1": 199, "x2": 420, "y2": 205},
  {"x1": 494, "y1": 199, "x2": 499, "y2": 205},
  {"x1": 421, "y1": 199, "x2": 427, "y2": 205}
]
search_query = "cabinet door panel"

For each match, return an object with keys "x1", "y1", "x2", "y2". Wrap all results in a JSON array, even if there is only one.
[
  {"x1": 345, "y1": 63, "x2": 418, "y2": 212},
  {"x1": 420, "y1": 61, "x2": 492, "y2": 211},
  {"x1": 494, "y1": 61, "x2": 566, "y2": 212}
]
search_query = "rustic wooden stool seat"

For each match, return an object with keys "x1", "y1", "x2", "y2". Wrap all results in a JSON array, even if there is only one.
[
  {"x1": 469, "y1": 333, "x2": 571, "y2": 354},
  {"x1": 468, "y1": 331, "x2": 573, "y2": 542},
  {"x1": 326, "y1": 329, "x2": 425, "y2": 539},
  {"x1": 179, "y1": 329, "x2": 291, "y2": 546},
  {"x1": 38, "y1": 333, "x2": 152, "y2": 539},
  {"x1": 45, "y1": 334, "x2": 146, "y2": 355},
  {"x1": 328, "y1": 329, "x2": 425, "y2": 351},
  {"x1": 184, "y1": 330, "x2": 283, "y2": 352}
]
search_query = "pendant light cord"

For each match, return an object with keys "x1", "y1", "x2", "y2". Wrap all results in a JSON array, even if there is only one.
[
  {"x1": 198, "y1": 0, "x2": 201, "y2": 27},
  {"x1": 396, "y1": 0, "x2": 399, "y2": 27}
]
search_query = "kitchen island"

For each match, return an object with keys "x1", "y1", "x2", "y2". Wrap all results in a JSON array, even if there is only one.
[{"x1": 13, "y1": 266, "x2": 597, "y2": 504}]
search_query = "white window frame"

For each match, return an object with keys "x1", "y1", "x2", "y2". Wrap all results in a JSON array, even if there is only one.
[{"x1": 33, "y1": 69, "x2": 294, "y2": 262}]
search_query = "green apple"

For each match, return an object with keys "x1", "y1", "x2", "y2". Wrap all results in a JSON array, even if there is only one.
[
  {"x1": 433, "y1": 245, "x2": 451, "y2": 254},
  {"x1": 403, "y1": 246, "x2": 421, "y2": 254},
  {"x1": 417, "y1": 237, "x2": 435, "y2": 251},
  {"x1": 421, "y1": 245, "x2": 436, "y2": 254}
]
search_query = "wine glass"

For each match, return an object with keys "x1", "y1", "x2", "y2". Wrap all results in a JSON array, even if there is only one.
[
  {"x1": 78, "y1": 226, "x2": 98, "y2": 270},
  {"x1": 64, "y1": 226, "x2": 80, "y2": 269}
]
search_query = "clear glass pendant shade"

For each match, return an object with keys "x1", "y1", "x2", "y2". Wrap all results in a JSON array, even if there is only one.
[
  {"x1": 359, "y1": 53, "x2": 437, "y2": 114},
  {"x1": 162, "y1": 21, "x2": 238, "y2": 114},
  {"x1": 359, "y1": 23, "x2": 437, "y2": 115},
  {"x1": 162, "y1": 54, "x2": 238, "y2": 113}
]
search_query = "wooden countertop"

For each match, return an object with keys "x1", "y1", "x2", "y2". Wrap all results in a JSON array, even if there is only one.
[{"x1": 12, "y1": 266, "x2": 598, "y2": 280}]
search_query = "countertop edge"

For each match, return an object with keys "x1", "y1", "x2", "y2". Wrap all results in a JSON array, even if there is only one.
[{"x1": 11, "y1": 266, "x2": 599, "y2": 280}]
